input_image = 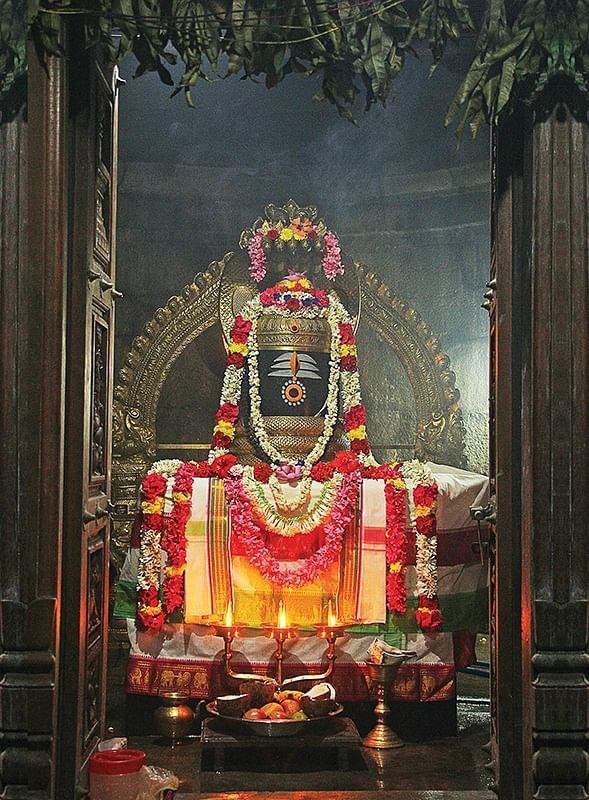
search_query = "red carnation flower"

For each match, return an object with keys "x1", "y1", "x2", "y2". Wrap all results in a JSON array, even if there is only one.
[
  {"x1": 338, "y1": 322, "x2": 355, "y2": 345},
  {"x1": 215, "y1": 402, "x2": 240, "y2": 423},
  {"x1": 351, "y1": 438, "x2": 370, "y2": 455},
  {"x1": 142, "y1": 585, "x2": 160, "y2": 607},
  {"x1": 333, "y1": 450, "x2": 360, "y2": 474},
  {"x1": 142, "y1": 472, "x2": 167, "y2": 502},
  {"x1": 310, "y1": 460, "x2": 336, "y2": 482},
  {"x1": 253, "y1": 462, "x2": 273, "y2": 483},
  {"x1": 212, "y1": 432, "x2": 232, "y2": 449},
  {"x1": 415, "y1": 514, "x2": 437, "y2": 536},
  {"x1": 286, "y1": 298, "x2": 301, "y2": 312},
  {"x1": 193, "y1": 461, "x2": 212, "y2": 478},
  {"x1": 210, "y1": 453, "x2": 238, "y2": 478},
  {"x1": 260, "y1": 288, "x2": 275, "y2": 306},
  {"x1": 315, "y1": 289, "x2": 329, "y2": 307},
  {"x1": 138, "y1": 609, "x2": 166, "y2": 631},
  {"x1": 415, "y1": 595, "x2": 443, "y2": 632},
  {"x1": 226, "y1": 352, "x2": 245, "y2": 369},
  {"x1": 340, "y1": 355, "x2": 357, "y2": 372},
  {"x1": 344, "y1": 403, "x2": 366, "y2": 431},
  {"x1": 230, "y1": 315, "x2": 252, "y2": 343},
  {"x1": 413, "y1": 483, "x2": 438, "y2": 508},
  {"x1": 267, "y1": 227, "x2": 280, "y2": 240}
]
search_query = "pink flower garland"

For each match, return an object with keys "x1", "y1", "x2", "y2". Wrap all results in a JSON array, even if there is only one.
[
  {"x1": 322, "y1": 231, "x2": 344, "y2": 280},
  {"x1": 224, "y1": 471, "x2": 361, "y2": 587},
  {"x1": 247, "y1": 231, "x2": 267, "y2": 282}
]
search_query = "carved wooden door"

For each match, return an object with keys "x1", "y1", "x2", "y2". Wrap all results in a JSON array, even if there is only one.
[{"x1": 56, "y1": 49, "x2": 121, "y2": 793}]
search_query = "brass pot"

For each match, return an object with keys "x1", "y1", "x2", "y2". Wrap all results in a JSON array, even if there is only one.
[{"x1": 153, "y1": 692, "x2": 195, "y2": 742}]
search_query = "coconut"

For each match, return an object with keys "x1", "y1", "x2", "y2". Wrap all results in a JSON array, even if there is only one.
[
  {"x1": 300, "y1": 682, "x2": 337, "y2": 718},
  {"x1": 239, "y1": 679, "x2": 276, "y2": 709},
  {"x1": 216, "y1": 694, "x2": 250, "y2": 718}
]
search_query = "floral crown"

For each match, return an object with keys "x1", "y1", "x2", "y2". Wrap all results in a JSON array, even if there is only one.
[{"x1": 239, "y1": 201, "x2": 343, "y2": 283}]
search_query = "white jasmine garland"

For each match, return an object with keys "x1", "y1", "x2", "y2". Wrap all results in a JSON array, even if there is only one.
[{"x1": 401, "y1": 459, "x2": 439, "y2": 600}]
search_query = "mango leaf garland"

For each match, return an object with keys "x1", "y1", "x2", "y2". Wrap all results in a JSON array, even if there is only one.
[{"x1": 1, "y1": 0, "x2": 588, "y2": 129}]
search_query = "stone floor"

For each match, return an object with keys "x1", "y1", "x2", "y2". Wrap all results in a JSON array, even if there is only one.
[{"x1": 130, "y1": 698, "x2": 492, "y2": 799}]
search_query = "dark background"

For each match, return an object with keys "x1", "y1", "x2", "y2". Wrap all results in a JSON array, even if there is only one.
[{"x1": 115, "y1": 44, "x2": 490, "y2": 473}]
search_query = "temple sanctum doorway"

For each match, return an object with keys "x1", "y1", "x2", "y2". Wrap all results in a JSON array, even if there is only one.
[
  {"x1": 105, "y1": 43, "x2": 493, "y2": 795},
  {"x1": 0, "y1": 6, "x2": 587, "y2": 800}
]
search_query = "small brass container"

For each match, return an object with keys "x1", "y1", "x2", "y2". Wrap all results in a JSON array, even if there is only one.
[{"x1": 153, "y1": 692, "x2": 194, "y2": 744}]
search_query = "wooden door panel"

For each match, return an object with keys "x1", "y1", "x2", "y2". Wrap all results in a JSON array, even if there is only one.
[{"x1": 56, "y1": 46, "x2": 119, "y2": 794}]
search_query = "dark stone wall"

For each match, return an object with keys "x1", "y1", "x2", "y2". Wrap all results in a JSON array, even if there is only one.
[{"x1": 116, "y1": 47, "x2": 490, "y2": 473}]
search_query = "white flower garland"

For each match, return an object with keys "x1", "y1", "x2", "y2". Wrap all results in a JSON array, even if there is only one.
[
  {"x1": 401, "y1": 459, "x2": 439, "y2": 599},
  {"x1": 242, "y1": 468, "x2": 343, "y2": 536},
  {"x1": 208, "y1": 290, "x2": 376, "y2": 471}
]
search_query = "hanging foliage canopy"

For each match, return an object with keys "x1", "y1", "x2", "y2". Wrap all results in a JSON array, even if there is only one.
[{"x1": 2, "y1": 0, "x2": 589, "y2": 130}]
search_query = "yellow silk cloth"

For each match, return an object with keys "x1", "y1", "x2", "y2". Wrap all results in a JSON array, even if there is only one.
[{"x1": 184, "y1": 477, "x2": 386, "y2": 627}]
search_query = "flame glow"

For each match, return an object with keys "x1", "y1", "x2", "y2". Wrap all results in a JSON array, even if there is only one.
[
  {"x1": 277, "y1": 600, "x2": 287, "y2": 629},
  {"x1": 327, "y1": 599, "x2": 337, "y2": 627},
  {"x1": 224, "y1": 600, "x2": 234, "y2": 627}
]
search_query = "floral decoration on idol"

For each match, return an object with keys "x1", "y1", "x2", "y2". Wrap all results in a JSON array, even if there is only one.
[
  {"x1": 242, "y1": 210, "x2": 344, "y2": 283},
  {"x1": 135, "y1": 453, "x2": 442, "y2": 633},
  {"x1": 208, "y1": 274, "x2": 374, "y2": 474},
  {"x1": 403, "y1": 460, "x2": 442, "y2": 632}
]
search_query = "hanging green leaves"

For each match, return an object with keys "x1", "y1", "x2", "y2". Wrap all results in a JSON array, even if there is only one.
[{"x1": 1, "y1": 0, "x2": 588, "y2": 129}]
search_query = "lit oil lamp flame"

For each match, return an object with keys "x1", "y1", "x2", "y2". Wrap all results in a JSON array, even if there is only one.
[
  {"x1": 224, "y1": 600, "x2": 234, "y2": 627},
  {"x1": 277, "y1": 600, "x2": 287, "y2": 629},
  {"x1": 327, "y1": 599, "x2": 337, "y2": 628}
]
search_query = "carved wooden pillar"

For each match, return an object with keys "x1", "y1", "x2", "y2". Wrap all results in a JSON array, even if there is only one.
[
  {"x1": 493, "y1": 81, "x2": 589, "y2": 799},
  {"x1": 0, "y1": 36, "x2": 68, "y2": 800}
]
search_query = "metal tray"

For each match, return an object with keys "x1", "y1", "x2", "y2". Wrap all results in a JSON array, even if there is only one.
[{"x1": 205, "y1": 701, "x2": 344, "y2": 738}]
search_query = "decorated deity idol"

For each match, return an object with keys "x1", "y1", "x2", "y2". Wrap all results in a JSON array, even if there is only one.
[{"x1": 120, "y1": 201, "x2": 489, "y2": 705}]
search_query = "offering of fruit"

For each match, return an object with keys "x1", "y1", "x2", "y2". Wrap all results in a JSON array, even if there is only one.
[
  {"x1": 216, "y1": 694, "x2": 250, "y2": 718},
  {"x1": 274, "y1": 690, "x2": 304, "y2": 703},
  {"x1": 280, "y1": 699, "x2": 302, "y2": 716},
  {"x1": 290, "y1": 710, "x2": 308, "y2": 721},
  {"x1": 244, "y1": 707, "x2": 266, "y2": 720},
  {"x1": 300, "y1": 682, "x2": 337, "y2": 718},
  {"x1": 267, "y1": 708, "x2": 289, "y2": 720},
  {"x1": 240, "y1": 679, "x2": 276, "y2": 708},
  {"x1": 260, "y1": 701, "x2": 283, "y2": 718}
]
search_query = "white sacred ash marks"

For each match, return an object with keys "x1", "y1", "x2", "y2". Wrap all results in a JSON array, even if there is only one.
[{"x1": 268, "y1": 351, "x2": 322, "y2": 407}]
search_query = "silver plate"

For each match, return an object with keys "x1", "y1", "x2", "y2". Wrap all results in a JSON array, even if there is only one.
[{"x1": 205, "y1": 701, "x2": 344, "y2": 738}]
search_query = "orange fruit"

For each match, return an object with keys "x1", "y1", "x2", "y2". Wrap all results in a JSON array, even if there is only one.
[
  {"x1": 244, "y1": 708, "x2": 266, "y2": 720},
  {"x1": 268, "y1": 709, "x2": 289, "y2": 720},
  {"x1": 260, "y1": 702, "x2": 282, "y2": 717}
]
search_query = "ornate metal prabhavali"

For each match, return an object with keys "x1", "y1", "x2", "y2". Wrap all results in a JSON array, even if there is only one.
[{"x1": 111, "y1": 235, "x2": 466, "y2": 576}]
